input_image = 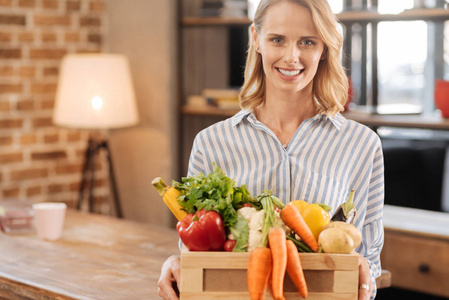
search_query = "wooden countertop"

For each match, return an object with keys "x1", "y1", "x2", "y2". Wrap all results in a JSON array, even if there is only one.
[
  {"x1": 383, "y1": 205, "x2": 449, "y2": 240},
  {"x1": 1, "y1": 206, "x2": 420, "y2": 298},
  {"x1": 0, "y1": 209, "x2": 180, "y2": 300}
]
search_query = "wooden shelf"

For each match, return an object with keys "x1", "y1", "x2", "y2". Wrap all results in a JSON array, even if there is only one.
[
  {"x1": 182, "y1": 105, "x2": 240, "y2": 117},
  {"x1": 343, "y1": 111, "x2": 449, "y2": 131},
  {"x1": 182, "y1": 16, "x2": 252, "y2": 27},
  {"x1": 181, "y1": 9, "x2": 449, "y2": 26},
  {"x1": 337, "y1": 8, "x2": 449, "y2": 22},
  {"x1": 182, "y1": 105, "x2": 449, "y2": 131}
]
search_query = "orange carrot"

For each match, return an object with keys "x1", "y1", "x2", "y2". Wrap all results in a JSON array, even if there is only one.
[
  {"x1": 248, "y1": 247, "x2": 272, "y2": 300},
  {"x1": 268, "y1": 227, "x2": 287, "y2": 300},
  {"x1": 267, "y1": 272, "x2": 275, "y2": 299},
  {"x1": 280, "y1": 204, "x2": 319, "y2": 252},
  {"x1": 286, "y1": 239, "x2": 308, "y2": 298}
]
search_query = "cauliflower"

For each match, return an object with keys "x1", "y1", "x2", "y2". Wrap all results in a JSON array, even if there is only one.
[
  {"x1": 237, "y1": 207, "x2": 265, "y2": 252},
  {"x1": 248, "y1": 229, "x2": 263, "y2": 252},
  {"x1": 238, "y1": 207, "x2": 256, "y2": 221}
]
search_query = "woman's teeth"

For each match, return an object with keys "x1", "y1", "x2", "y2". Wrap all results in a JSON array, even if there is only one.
[{"x1": 278, "y1": 68, "x2": 301, "y2": 77}]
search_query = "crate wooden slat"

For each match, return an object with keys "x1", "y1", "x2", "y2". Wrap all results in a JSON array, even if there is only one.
[{"x1": 180, "y1": 248, "x2": 359, "y2": 299}]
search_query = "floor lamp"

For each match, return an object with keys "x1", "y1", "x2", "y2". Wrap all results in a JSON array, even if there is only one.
[{"x1": 52, "y1": 54, "x2": 139, "y2": 218}]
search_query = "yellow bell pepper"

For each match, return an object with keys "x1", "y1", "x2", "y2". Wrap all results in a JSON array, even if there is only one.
[{"x1": 288, "y1": 200, "x2": 331, "y2": 241}]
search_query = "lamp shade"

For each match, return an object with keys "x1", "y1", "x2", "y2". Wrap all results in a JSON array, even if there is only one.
[{"x1": 53, "y1": 54, "x2": 139, "y2": 129}]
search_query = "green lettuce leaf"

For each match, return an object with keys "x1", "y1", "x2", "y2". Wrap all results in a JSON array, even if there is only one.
[{"x1": 231, "y1": 213, "x2": 249, "y2": 252}]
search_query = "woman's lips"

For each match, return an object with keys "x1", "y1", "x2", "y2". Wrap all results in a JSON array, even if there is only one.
[{"x1": 276, "y1": 67, "x2": 304, "y2": 80}]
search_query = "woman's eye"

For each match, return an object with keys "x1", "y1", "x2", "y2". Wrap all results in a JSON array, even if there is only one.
[
  {"x1": 272, "y1": 37, "x2": 283, "y2": 44},
  {"x1": 301, "y1": 40, "x2": 315, "y2": 46}
]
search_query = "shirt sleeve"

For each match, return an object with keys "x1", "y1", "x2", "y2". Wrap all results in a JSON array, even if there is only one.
[
  {"x1": 187, "y1": 131, "x2": 207, "y2": 177},
  {"x1": 356, "y1": 139, "x2": 385, "y2": 298}
]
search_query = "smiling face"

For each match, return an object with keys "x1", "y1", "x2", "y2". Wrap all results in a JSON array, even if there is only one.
[{"x1": 252, "y1": 1, "x2": 325, "y2": 99}]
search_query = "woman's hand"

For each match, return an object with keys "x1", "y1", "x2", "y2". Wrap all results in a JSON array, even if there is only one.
[
  {"x1": 157, "y1": 255, "x2": 181, "y2": 300},
  {"x1": 357, "y1": 253, "x2": 373, "y2": 300}
]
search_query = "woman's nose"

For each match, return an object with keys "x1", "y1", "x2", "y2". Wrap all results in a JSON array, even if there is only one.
[{"x1": 284, "y1": 44, "x2": 299, "y2": 65}]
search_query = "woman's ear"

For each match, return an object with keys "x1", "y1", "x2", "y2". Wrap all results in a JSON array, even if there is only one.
[{"x1": 250, "y1": 24, "x2": 260, "y2": 52}]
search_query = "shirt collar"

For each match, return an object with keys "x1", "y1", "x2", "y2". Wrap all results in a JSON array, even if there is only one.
[
  {"x1": 231, "y1": 109, "x2": 252, "y2": 127},
  {"x1": 314, "y1": 112, "x2": 345, "y2": 131},
  {"x1": 232, "y1": 109, "x2": 346, "y2": 131}
]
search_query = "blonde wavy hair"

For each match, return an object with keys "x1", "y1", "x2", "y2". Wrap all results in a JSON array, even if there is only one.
[{"x1": 239, "y1": 0, "x2": 348, "y2": 117}]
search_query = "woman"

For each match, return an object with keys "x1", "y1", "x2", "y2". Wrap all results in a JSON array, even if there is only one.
[{"x1": 158, "y1": 0, "x2": 384, "y2": 299}]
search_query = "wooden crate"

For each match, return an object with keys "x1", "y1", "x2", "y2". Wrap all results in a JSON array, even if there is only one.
[{"x1": 180, "y1": 247, "x2": 359, "y2": 299}]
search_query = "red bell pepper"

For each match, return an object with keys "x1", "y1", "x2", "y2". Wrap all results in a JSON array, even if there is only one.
[{"x1": 176, "y1": 209, "x2": 226, "y2": 251}]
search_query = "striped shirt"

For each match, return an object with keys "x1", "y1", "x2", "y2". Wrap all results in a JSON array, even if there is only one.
[{"x1": 188, "y1": 109, "x2": 384, "y2": 290}]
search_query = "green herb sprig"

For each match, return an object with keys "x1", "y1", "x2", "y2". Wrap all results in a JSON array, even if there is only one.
[{"x1": 173, "y1": 163, "x2": 258, "y2": 228}]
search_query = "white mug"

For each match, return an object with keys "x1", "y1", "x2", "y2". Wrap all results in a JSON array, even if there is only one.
[{"x1": 32, "y1": 202, "x2": 67, "y2": 241}]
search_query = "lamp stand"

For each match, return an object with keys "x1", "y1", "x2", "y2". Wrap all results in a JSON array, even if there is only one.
[{"x1": 77, "y1": 138, "x2": 123, "y2": 218}]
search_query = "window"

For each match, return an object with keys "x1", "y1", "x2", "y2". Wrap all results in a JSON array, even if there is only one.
[
  {"x1": 377, "y1": 0, "x2": 414, "y2": 14},
  {"x1": 337, "y1": 0, "x2": 448, "y2": 115},
  {"x1": 328, "y1": 0, "x2": 344, "y2": 13},
  {"x1": 377, "y1": 21, "x2": 427, "y2": 114}
]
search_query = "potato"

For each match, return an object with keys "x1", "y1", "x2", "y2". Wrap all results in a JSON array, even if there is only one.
[
  {"x1": 324, "y1": 221, "x2": 362, "y2": 248},
  {"x1": 318, "y1": 227, "x2": 354, "y2": 254}
]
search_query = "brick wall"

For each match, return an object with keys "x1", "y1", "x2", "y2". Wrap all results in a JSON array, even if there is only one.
[{"x1": 0, "y1": 0, "x2": 111, "y2": 213}]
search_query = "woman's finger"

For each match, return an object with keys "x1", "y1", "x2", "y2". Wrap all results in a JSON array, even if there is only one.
[
  {"x1": 157, "y1": 256, "x2": 181, "y2": 300},
  {"x1": 357, "y1": 253, "x2": 373, "y2": 300}
]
